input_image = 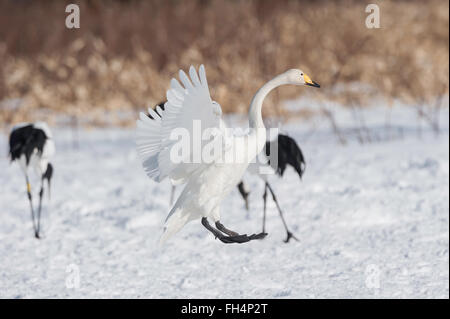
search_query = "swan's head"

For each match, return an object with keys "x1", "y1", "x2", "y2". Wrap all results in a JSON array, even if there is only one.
[{"x1": 284, "y1": 69, "x2": 320, "y2": 88}]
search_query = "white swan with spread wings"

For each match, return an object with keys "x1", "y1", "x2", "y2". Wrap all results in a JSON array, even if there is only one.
[{"x1": 136, "y1": 65, "x2": 319, "y2": 244}]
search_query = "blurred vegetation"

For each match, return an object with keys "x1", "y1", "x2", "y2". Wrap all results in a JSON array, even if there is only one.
[{"x1": 0, "y1": 0, "x2": 448, "y2": 129}]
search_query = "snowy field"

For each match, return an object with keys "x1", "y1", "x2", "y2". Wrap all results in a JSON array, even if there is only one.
[{"x1": 0, "y1": 104, "x2": 448, "y2": 298}]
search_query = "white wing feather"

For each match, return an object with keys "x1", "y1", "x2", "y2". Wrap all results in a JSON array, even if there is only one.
[{"x1": 136, "y1": 65, "x2": 226, "y2": 184}]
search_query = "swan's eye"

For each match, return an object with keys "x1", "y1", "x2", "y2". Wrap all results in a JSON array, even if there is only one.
[{"x1": 301, "y1": 73, "x2": 303, "y2": 76}]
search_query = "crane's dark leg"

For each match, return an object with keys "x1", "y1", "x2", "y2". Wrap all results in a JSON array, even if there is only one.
[
  {"x1": 43, "y1": 163, "x2": 53, "y2": 200},
  {"x1": 237, "y1": 181, "x2": 250, "y2": 211},
  {"x1": 36, "y1": 177, "x2": 45, "y2": 237},
  {"x1": 47, "y1": 177, "x2": 51, "y2": 200},
  {"x1": 201, "y1": 218, "x2": 266, "y2": 244},
  {"x1": 262, "y1": 183, "x2": 268, "y2": 233},
  {"x1": 25, "y1": 175, "x2": 39, "y2": 239},
  {"x1": 266, "y1": 182, "x2": 298, "y2": 243}
]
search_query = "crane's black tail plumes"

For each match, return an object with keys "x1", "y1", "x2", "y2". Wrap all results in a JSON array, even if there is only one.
[
  {"x1": 9, "y1": 124, "x2": 47, "y2": 164},
  {"x1": 265, "y1": 133, "x2": 306, "y2": 180}
]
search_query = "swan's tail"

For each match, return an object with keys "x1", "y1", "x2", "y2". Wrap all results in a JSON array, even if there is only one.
[{"x1": 159, "y1": 206, "x2": 191, "y2": 244}]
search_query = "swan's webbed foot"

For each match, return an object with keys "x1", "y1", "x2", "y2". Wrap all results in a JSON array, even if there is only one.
[
  {"x1": 218, "y1": 232, "x2": 267, "y2": 244},
  {"x1": 201, "y1": 218, "x2": 267, "y2": 244}
]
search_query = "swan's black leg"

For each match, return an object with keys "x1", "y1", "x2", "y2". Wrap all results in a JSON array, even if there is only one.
[
  {"x1": 25, "y1": 175, "x2": 39, "y2": 239},
  {"x1": 237, "y1": 181, "x2": 250, "y2": 211},
  {"x1": 266, "y1": 182, "x2": 298, "y2": 243},
  {"x1": 201, "y1": 218, "x2": 267, "y2": 244},
  {"x1": 215, "y1": 221, "x2": 239, "y2": 236},
  {"x1": 201, "y1": 217, "x2": 225, "y2": 238}
]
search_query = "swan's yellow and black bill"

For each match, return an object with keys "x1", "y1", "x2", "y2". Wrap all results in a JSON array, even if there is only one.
[{"x1": 304, "y1": 74, "x2": 320, "y2": 88}]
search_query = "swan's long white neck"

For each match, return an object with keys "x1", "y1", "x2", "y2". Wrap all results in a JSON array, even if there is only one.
[{"x1": 248, "y1": 74, "x2": 287, "y2": 129}]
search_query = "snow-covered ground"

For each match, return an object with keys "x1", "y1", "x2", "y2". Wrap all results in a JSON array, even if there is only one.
[{"x1": 0, "y1": 104, "x2": 448, "y2": 298}]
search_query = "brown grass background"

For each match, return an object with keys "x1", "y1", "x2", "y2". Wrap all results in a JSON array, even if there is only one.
[{"x1": 0, "y1": 0, "x2": 448, "y2": 128}]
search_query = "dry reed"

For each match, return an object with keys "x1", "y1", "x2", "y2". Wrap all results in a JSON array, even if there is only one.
[{"x1": 0, "y1": 0, "x2": 448, "y2": 128}]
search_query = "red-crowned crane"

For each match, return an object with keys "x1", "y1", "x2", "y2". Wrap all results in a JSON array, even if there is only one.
[{"x1": 9, "y1": 122, "x2": 55, "y2": 239}]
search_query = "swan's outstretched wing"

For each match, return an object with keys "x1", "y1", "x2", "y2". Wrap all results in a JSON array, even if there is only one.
[{"x1": 136, "y1": 65, "x2": 226, "y2": 184}]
